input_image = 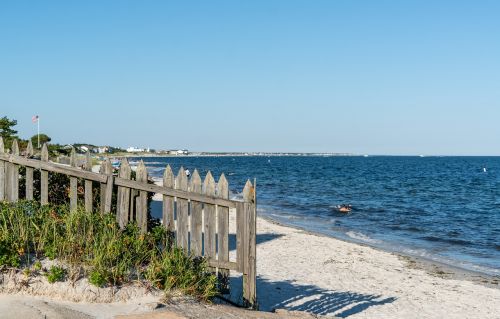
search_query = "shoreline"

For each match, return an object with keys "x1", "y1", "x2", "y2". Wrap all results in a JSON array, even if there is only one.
[
  {"x1": 149, "y1": 175, "x2": 496, "y2": 286},
  {"x1": 0, "y1": 188, "x2": 498, "y2": 318},
  {"x1": 251, "y1": 214, "x2": 500, "y2": 318},
  {"x1": 151, "y1": 187, "x2": 500, "y2": 317},
  {"x1": 100, "y1": 153, "x2": 358, "y2": 158},
  {"x1": 258, "y1": 214, "x2": 500, "y2": 289},
  {"x1": 257, "y1": 213, "x2": 500, "y2": 286},
  {"x1": 103, "y1": 155, "x2": 499, "y2": 280}
]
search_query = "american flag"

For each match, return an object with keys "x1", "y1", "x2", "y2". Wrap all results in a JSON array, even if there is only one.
[{"x1": 32, "y1": 115, "x2": 39, "y2": 123}]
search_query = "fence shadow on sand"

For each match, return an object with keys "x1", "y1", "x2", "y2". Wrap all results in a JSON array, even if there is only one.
[{"x1": 228, "y1": 276, "x2": 396, "y2": 317}]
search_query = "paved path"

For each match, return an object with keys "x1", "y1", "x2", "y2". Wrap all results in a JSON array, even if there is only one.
[
  {"x1": 0, "y1": 295, "x2": 92, "y2": 319},
  {"x1": 0, "y1": 294, "x2": 321, "y2": 319}
]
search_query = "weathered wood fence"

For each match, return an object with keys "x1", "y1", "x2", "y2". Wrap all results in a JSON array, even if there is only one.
[{"x1": 0, "y1": 138, "x2": 257, "y2": 308}]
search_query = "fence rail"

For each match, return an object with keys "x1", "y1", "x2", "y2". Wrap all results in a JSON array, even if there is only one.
[{"x1": 0, "y1": 137, "x2": 257, "y2": 308}]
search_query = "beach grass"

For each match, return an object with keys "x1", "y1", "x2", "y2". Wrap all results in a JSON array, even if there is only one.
[{"x1": 0, "y1": 200, "x2": 217, "y2": 301}]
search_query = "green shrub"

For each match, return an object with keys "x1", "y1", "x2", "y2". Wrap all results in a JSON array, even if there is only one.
[
  {"x1": 46, "y1": 265, "x2": 66, "y2": 283},
  {"x1": 0, "y1": 201, "x2": 218, "y2": 300},
  {"x1": 0, "y1": 238, "x2": 20, "y2": 267},
  {"x1": 146, "y1": 248, "x2": 217, "y2": 300},
  {"x1": 23, "y1": 267, "x2": 31, "y2": 277},
  {"x1": 18, "y1": 168, "x2": 157, "y2": 230},
  {"x1": 33, "y1": 260, "x2": 42, "y2": 271},
  {"x1": 89, "y1": 269, "x2": 108, "y2": 287}
]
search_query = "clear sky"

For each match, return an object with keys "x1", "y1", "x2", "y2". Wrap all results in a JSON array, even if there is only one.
[{"x1": 1, "y1": 1, "x2": 499, "y2": 155}]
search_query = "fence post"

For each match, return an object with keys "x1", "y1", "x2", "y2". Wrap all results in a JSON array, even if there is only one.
[
  {"x1": 40, "y1": 144, "x2": 49, "y2": 205},
  {"x1": 175, "y1": 167, "x2": 189, "y2": 251},
  {"x1": 135, "y1": 160, "x2": 148, "y2": 233},
  {"x1": 116, "y1": 158, "x2": 131, "y2": 228},
  {"x1": 0, "y1": 137, "x2": 5, "y2": 201},
  {"x1": 6, "y1": 139, "x2": 20, "y2": 202},
  {"x1": 242, "y1": 180, "x2": 257, "y2": 309},
  {"x1": 203, "y1": 171, "x2": 216, "y2": 262},
  {"x1": 99, "y1": 159, "x2": 113, "y2": 214},
  {"x1": 190, "y1": 169, "x2": 203, "y2": 255},
  {"x1": 69, "y1": 147, "x2": 78, "y2": 211},
  {"x1": 25, "y1": 140, "x2": 34, "y2": 200},
  {"x1": 217, "y1": 173, "x2": 230, "y2": 292},
  {"x1": 84, "y1": 151, "x2": 93, "y2": 212},
  {"x1": 162, "y1": 165, "x2": 175, "y2": 232}
]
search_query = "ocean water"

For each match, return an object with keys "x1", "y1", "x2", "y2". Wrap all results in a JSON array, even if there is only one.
[{"x1": 133, "y1": 156, "x2": 500, "y2": 276}]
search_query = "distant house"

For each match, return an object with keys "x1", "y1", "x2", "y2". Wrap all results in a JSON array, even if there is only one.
[
  {"x1": 95, "y1": 146, "x2": 109, "y2": 154},
  {"x1": 127, "y1": 147, "x2": 144, "y2": 153},
  {"x1": 80, "y1": 146, "x2": 89, "y2": 152}
]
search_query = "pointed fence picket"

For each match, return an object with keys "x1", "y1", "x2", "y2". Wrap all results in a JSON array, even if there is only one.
[
  {"x1": 175, "y1": 167, "x2": 189, "y2": 250},
  {"x1": 25, "y1": 141, "x2": 34, "y2": 200},
  {"x1": 84, "y1": 152, "x2": 93, "y2": 212},
  {"x1": 135, "y1": 161, "x2": 148, "y2": 232},
  {"x1": 189, "y1": 169, "x2": 203, "y2": 256},
  {"x1": 203, "y1": 171, "x2": 217, "y2": 261},
  {"x1": 162, "y1": 165, "x2": 175, "y2": 231},
  {"x1": 0, "y1": 139, "x2": 258, "y2": 309},
  {"x1": 69, "y1": 148, "x2": 78, "y2": 211},
  {"x1": 40, "y1": 144, "x2": 49, "y2": 205},
  {"x1": 5, "y1": 139, "x2": 20, "y2": 202},
  {"x1": 217, "y1": 173, "x2": 230, "y2": 292},
  {"x1": 116, "y1": 159, "x2": 131, "y2": 228},
  {"x1": 0, "y1": 138, "x2": 4, "y2": 201},
  {"x1": 99, "y1": 158, "x2": 113, "y2": 214}
]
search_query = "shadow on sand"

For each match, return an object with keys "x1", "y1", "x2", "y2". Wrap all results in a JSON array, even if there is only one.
[
  {"x1": 227, "y1": 276, "x2": 396, "y2": 317},
  {"x1": 150, "y1": 202, "x2": 395, "y2": 317}
]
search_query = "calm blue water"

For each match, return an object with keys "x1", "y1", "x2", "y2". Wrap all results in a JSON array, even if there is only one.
[{"x1": 134, "y1": 156, "x2": 500, "y2": 275}]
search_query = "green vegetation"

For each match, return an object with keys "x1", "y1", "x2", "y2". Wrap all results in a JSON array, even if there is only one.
[
  {"x1": 89, "y1": 269, "x2": 107, "y2": 287},
  {"x1": 0, "y1": 201, "x2": 217, "y2": 300},
  {"x1": 17, "y1": 169, "x2": 156, "y2": 228},
  {"x1": 46, "y1": 265, "x2": 66, "y2": 283},
  {"x1": 0, "y1": 237, "x2": 20, "y2": 267},
  {"x1": 33, "y1": 260, "x2": 42, "y2": 271},
  {"x1": 30, "y1": 134, "x2": 51, "y2": 148},
  {"x1": 0, "y1": 116, "x2": 18, "y2": 150},
  {"x1": 0, "y1": 115, "x2": 124, "y2": 158},
  {"x1": 0, "y1": 116, "x2": 52, "y2": 153}
]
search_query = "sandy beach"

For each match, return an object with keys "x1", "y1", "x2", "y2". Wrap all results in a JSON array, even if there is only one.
[
  {"x1": 151, "y1": 177, "x2": 499, "y2": 318},
  {"x1": 246, "y1": 216, "x2": 500, "y2": 318},
  {"x1": 156, "y1": 177, "x2": 500, "y2": 318},
  {"x1": 1, "y1": 178, "x2": 499, "y2": 319},
  {"x1": 1, "y1": 199, "x2": 499, "y2": 318}
]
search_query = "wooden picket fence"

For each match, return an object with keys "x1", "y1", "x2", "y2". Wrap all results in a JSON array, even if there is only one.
[{"x1": 0, "y1": 138, "x2": 257, "y2": 308}]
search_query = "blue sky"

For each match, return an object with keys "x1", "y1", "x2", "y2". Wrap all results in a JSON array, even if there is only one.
[{"x1": 1, "y1": 1, "x2": 499, "y2": 155}]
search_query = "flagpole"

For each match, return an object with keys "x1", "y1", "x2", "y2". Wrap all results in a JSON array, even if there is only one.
[{"x1": 37, "y1": 117, "x2": 40, "y2": 148}]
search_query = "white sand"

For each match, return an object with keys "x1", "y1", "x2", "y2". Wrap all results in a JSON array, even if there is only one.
[
  {"x1": 2, "y1": 173, "x2": 497, "y2": 318},
  {"x1": 0, "y1": 293, "x2": 162, "y2": 319},
  {"x1": 152, "y1": 177, "x2": 500, "y2": 318},
  {"x1": 0, "y1": 263, "x2": 164, "y2": 319},
  {"x1": 251, "y1": 216, "x2": 500, "y2": 318}
]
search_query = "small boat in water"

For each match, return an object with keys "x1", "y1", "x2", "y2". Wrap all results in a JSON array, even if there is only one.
[{"x1": 336, "y1": 204, "x2": 352, "y2": 213}]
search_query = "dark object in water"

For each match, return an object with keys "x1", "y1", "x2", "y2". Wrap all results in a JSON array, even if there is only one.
[{"x1": 336, "y1": 204, "x2": 352, "y2": 213}]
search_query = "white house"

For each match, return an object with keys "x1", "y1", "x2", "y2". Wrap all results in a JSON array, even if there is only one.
[
  {"x1": 127, "y1": 147, "x2": 144, "y2": 153},
  {"x1": 95, "y1": 146, "x2": 109, "y2": 154}
]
